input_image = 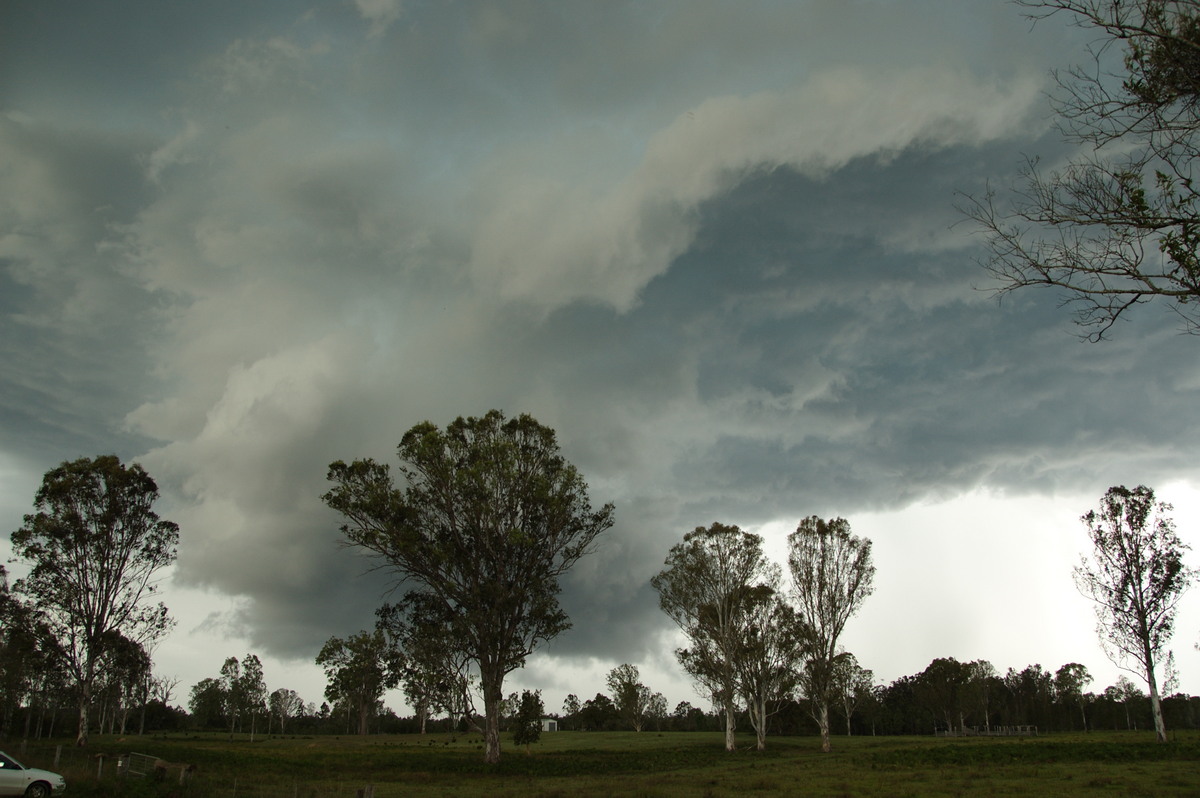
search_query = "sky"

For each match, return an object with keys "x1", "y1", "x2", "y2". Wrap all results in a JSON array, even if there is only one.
[{"x1": 2, "y1": 0, "x2": 1199, "y2": 717}]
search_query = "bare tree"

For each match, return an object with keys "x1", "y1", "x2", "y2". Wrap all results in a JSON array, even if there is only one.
[
  {"x1": 788, "y1": 516, "x2": 875, "y2": 753},
  {"x1": 1076, "y1": 485, "x2": 1194, "y2": 741},
  {"x1": 962, "y1": 0, "x2": 1200, "y2": 339}
]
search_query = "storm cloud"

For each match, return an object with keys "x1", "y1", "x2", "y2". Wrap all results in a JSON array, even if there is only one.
[{"x1": 3, "y1": 0, "x2": 1198, "y2": 702}]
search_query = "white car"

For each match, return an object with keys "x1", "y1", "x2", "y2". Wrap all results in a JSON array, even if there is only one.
[{"x1": 0, "y1": 752, "x2": 65, "y2": 797}]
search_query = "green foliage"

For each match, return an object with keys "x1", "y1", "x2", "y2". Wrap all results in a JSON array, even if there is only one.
[
  {"x1": 511, "y1": 689, "x2": 544, "y2": 750},
  {"x1": 10, "y1": 454, "x2": 179, "y2": 746},
  {"x1": 324, "y1": 410, "x2": 614, "y2": 763},
  {"x1": 316, "y1": 630, "x2": 403, "y2": 735},
  {"x1": 651, "y1": 522, "x2": 781, "y2": 751}
]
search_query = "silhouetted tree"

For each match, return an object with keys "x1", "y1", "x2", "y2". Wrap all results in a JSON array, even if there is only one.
[
  {"x1": 10, "y1": 455, "x2": 178, "y2": 746},
  {"x1": 963, "y1": 0, "x2": 1200, "y2": 339},
  {"x1": 1076, "y1": 485, "x2": 1195, "y2": 741},
  {"x1": 788, "y1": 516, "x2": 875, "y2": 752},
  {"x1": 325, "y1": 410, "x2": 613, "y2": 762}
]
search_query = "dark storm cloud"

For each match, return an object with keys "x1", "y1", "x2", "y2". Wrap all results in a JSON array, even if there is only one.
[
  {"x1": 0, "y1": 116, "x2": 163, "y2": 468},
  {"x1": 9, "y1": 0, "x2": 1193, "y2": 690},
  {"x1": 491, "y1": 140, "x2": 1200, "y2": 665}
]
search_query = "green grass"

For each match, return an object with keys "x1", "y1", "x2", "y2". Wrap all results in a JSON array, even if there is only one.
[{"x1": 9, "y1": 729, "x2": 1200, "y2": 797}]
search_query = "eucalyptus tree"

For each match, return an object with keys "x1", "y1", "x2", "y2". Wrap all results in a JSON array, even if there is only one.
[
  {"x1": 316, "y1": 630, "x2": 403, "y2": 735},
  {"x1": 829, "y1": 652, "x2": 874, "y2": 737},
  {"x1": 1076, "y1": 485, "x2": 1194, "y2": 742},
  {"x1": 268, "y1": 688, "x2": 304, "y2": 734},
  {"x1": 736, "y1": 588, "x2": 808, "y2": 750},
  {"x1": 651, "y1": 522, "x2": 778, "y2": 752},
  {"x1": 323, "y1": 410, "x2": 614, "y2": 763},
  {"x1": 10, "y1": 455, "x2": 179, "y2": 746},
  {"x1": 605, "y1": 664, "x2": 653, "y2": 732},
  {"x1": 788, "y1": 516, "x2": 875, "y2": 752},
  {"x1": 378, "y1": 594, "x2": 478, "y2": 735},
  {"x1": 1055, "y1": 662, "x2": 1093, "y2": 731}
]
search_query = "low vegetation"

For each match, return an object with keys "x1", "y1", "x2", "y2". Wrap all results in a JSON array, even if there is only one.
[{"x1": 13, "y1": 729, "x2": 1200, "y2": 797}]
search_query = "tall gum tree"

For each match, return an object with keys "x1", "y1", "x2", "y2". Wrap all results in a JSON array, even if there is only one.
[
  {"x1": 788, "y1": 516, "x2": 875, "y2": 753},
  {"x1": 323, "y1": 410, "x2": 613, "y2": 763},
  {"x1": 651, "y1": 522, "x2": 778, "y2": 752},
  {"x1": 10, "y1": 455, "x2": 178, "y2": 746},
  {"x1": 1076, "y1": 485, "x2": 1194, "y2": 742}
]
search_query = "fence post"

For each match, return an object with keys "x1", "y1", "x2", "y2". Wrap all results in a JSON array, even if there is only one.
[
  {"x1": 53, "y1": 746, "x2": 61, "y2": 769},
  {"x1": 96, "y1": 754, "x2": 104, "y2": 780}
]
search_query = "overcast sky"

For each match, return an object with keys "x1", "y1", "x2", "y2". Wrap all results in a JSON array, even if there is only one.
[{"x1": 3, "y1": 0, "x2": 1198, "y2": 715}]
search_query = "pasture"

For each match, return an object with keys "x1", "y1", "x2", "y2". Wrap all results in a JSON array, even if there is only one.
[{"x1": 12, "y1": 729, "x2": 1200, "y2": 797}]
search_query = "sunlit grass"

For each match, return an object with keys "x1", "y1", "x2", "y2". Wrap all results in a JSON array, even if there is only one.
[{"x1": 11, "y1": 729, "x2": 1199, "y2": 797}]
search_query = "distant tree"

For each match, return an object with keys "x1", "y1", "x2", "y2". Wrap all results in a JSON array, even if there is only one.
[
  {"x1": 511, "y1": 690, "x2": 544, "y2": 753},
  {"x1": 960, "y1": 660, "x2": 999, "y2": 733},
  {"x1": 10, "y1": 455, "x2": 179, "y2": 746},
  {"x1": 1106, "y1": 676, "x2": 1146, "y2": 730},
  {"x1": 561, "y1": 694, "x2": 581, "y2": 730},
  {"x1": 93, "y1": 632, "x2": 150, "y2": 735},
  {"x1": 788, "y1": 516, "x2": 875, "y2": 752},
  {"x1": 830, "y1": 652, "x2": 874, "y2": 737},
  {"x1": 913, "y1": 657, "x2": 971, "y2": 735},
  {"x1": 378, "y1": 594, "x2": 478, "y2": 734},
  {"x1": 188, "y1": 677, "x2": 226, "y2": 729},
  {"x1": 269, "y1": 688, "x2": 304, "y2": 734},
  {"x1": 219, "y1": 657, "x2": 244, "y2": 737},
  {"x1": 1055, "y1": 663, "x2": 1093, "y2": 731},
  {"x1": 605, "y1": 664, "x2": 653, "y2": 732},
  {"x1": 651, "y1": 522, "x2": 777, "y2": 752},
  {"x1": 324, "y1": 410, "x2": 614, "y2": 762},
  {"x1": 1076, "y1": 485, "x2": 1195, "y2": 742},
  {"x1": 316, "y1": 629, "x2": 403, "y2": 735},
  {"x1": 646, "y1": 691, "x2": 669, "y2": 731},
  {"x1": 962, "y1": 0, "x2": 1200, "y2": 339},
  {"x1": 671, "y1": 701, "x2": 698, "y2": 731},
  {"x1": 1002, "y1": 664, "x2": 1055, "y2": 729},
  {"x1": 238, "y1": 654, "x2": 268, "y2": 741},
  {"x1": 579, "y1": 693, "x2": 619, "y2": 731}
]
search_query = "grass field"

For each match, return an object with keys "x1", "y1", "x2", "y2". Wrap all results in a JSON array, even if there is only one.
[{"x1": 10, "y1": 729, "x2": 1200, "y2": 797}]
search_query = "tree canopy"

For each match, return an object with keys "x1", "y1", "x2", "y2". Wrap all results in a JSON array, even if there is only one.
[
  {"x1": 788, "y1": 516, "x2": 875, "y2": 753},
  {"x1": 651, "y1": 522, "x2": 780, "y2": 752},
  {"x1": 323, "y1": 410, "x2": 613, "y2": 762},
  {"x1": 316, "y1": 629, "x2": 403, "y2": 736},
  {"x1": 10, "y1": 455, "x2": 178, "y2": 746}
]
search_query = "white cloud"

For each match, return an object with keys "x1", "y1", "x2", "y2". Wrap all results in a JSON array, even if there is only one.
[
  {"x1": 353, "y1": 0, "x2": 404, "y2": 38},
  {"x1": 466, "y1": 67, "x2": 1043, "y2": 313}
]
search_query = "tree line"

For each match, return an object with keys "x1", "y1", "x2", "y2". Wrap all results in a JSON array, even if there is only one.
[{"x1": 3, "y1": 410, "x2": 1194, "y2": 762}]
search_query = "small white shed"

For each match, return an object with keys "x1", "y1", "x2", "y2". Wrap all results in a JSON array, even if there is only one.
[{"x1": 540, "y1": 718, "x2": 558, "y2": 732}]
